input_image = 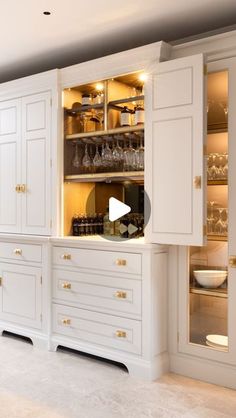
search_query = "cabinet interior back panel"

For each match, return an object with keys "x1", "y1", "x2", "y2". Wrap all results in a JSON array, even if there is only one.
[{"x1": 152, "y1": 118, "x2": 192, "y2": 234}]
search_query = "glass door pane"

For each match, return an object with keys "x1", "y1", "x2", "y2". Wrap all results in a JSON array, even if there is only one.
[{"x1": 189, "y1": 70, "x2": 229, "y2": 352}]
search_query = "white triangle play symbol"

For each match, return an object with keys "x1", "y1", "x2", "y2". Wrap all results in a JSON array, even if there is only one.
[{"x1": 109, "y1": 197, "x2": 131, "y2": 222}]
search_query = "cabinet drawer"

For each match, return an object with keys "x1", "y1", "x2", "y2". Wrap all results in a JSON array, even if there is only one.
[
  {"x1": 52, "y1": 246, "x2": 141, "y2": 275},
  {"x1": 0, "y1": 242, "x2": 42, "y2": 263},
  {"x1": 53, "y1": 269, "x2": 141, "y2": 317},
  {"x1": 52, "y1": 304, "x2": 141, "y2": 355}
]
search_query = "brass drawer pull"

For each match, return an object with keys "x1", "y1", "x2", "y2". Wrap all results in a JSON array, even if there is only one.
[
  {"x1": 115, "y1": 290, "x2": 127, "y2": 299},
  {"x1": 15, "y1": 184, "x2": 21, "y2": 193},
  {"x1": 62, "y1": 282, "x2": 71, "y2": 290},
  {"x1": 62, "y1": 319, "x2": 71, "y2": 326},
  {"x1": 115, "y1": 330, "x2": 127, "y2": 338},
  {"x1": 229, "y1": 256, "x2": 236, "y2": 268},
  {"x1": 115, "y1": 259, "x2": 127, "y2": 266},
  {"x1": 14, "y1": 248, "x2": 22, "y2": 256},
  {"x1": 61, "y1": 254, "x2": 71, "y2": 260}
]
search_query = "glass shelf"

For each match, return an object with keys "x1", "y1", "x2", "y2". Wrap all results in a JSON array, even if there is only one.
[
  {"x1": 207, "y1": 234, "x2": 227, "y2": 242},
  {"x1": 64, "y1": 171, "x2": 144, "y2": 183},
  {"x1": 190, "y1": 286, "x2": 227, "y2": 298},
  {"x1": 207, "y1": 179, "x2": 228, "y2": 186}
]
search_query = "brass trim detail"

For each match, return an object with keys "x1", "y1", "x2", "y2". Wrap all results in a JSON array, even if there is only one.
[
  {"x1": 14, "y1": 248, "x2": 22, "y2": 255},
  {"x1": 115, "y1": 290, "x2": 127, "y2": 299},
  {"x1": 62, "y1": 282, "x2": 72, "y2": 290},
  {"x1": 115, "y1": 259, "x2": 127, "y2": 266},
  {"x1": 115, "y1": 330, "x2": 127, "y2": 338},
  {"x1": 61, "y1": 254, "x2": 71, "y2": 260},
  {"x1": 229, "y1": 256, "x2": 236, "y2": 268},
  {"x1": 62, "y1": 319, "x2": 71, "y2": 325},
  {"x1": 193, "y1": 176, "x2": 201, "y2": 189}
]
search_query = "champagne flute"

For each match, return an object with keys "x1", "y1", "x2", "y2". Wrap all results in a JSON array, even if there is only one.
[{"x1": 72, "y1": 143, "x2": 81, "y2": 170}]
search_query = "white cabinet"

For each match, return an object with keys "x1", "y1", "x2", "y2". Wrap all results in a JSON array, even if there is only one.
[
  {"x1": 0, "y1": 263, "x2": 42, "y2": 329},
  {"x1": 0, "y1": 99, "x2": 21, "y2": 232},
  {"x1": 51, "y1": 241, "x2": 168, "y2": 380},
  {"x1": 0, "y1": 91, "x2": 52, "y2": 235},
  {"x1": 145, "y1": 54, "x2": 205, "y2": 246}
]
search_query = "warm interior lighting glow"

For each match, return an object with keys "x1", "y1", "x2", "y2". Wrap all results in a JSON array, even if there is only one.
[
  {"x1": 139, "y1": 73, "x2": 148, "y2": 83},
  {"x1": 95, "y1": 83, "x2": 104, "y2": 91}
]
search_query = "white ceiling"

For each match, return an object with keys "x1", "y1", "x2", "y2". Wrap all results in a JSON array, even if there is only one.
[{"x1": 1, "y1": 0, "x2": 236, "y2": 82}]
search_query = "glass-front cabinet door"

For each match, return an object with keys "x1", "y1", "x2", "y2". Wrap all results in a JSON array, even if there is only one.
[{"x1": 179, "y1": 57, "x2": 236, "y2": 364}]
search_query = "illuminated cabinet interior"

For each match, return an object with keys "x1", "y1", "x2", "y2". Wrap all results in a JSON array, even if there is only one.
[
  {"x1": 63, "y1": 71, "x2": 145, "y2": 238},
  {"x1": 189, "y1": 70, "x2": 229, "y2": 351}
]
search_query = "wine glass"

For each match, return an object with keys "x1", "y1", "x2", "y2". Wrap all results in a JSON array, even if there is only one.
[
  {"x1": 72, "y1": 143, "x2": 81, "y2": 169},
  {"x1": 82, "y1": 144, "x2": 92, "y2": 172},
  {"x1": 135, "y1": 136, "x2": 144, "y2": 171},
  {"x1": 93, "y1": 144, "x2": 102, "y2": 172},
  {"x1": 124, "y1": 139, "x2": 136, "y2": 171},
  {"x1": 113, "y1": 138, "x2": 124, "y2": 171},
  {"x1": 103, "y1": 140, "x2": 113, "y2": 170}
]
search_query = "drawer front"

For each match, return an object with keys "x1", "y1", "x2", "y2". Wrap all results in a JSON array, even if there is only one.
[
  {"x1": 52, "y1": 246, "x2": 142, "y2": 275},
  {"x1": 53, "y1": 304, "x2": 141, "y2": 355},
  {"x1": 53, "y1": 269, "x2": 141, "y2": 317},
  {"x1": 0, "y1": 242, "x2": 42, "y2": 263}
]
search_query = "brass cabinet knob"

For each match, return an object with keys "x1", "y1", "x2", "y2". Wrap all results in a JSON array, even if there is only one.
[
  {"x1": 62, "y1": 319, "x2": 71, "y2": 325},
  {"x1": 14, "y1": 248, "x2": 22, "y2": 255},
  {"x1": 61, "y1": 254, "x2": 71, "y2": 260},
  {"x1": 115, "y1": 259, "x2": 127, "y2": 266},
  {"x1": 115, "y1": 290, "x2": 127, "y2": 299},
  {"x1": 20, "y1": 184, "x2": 26, "y2": 193},
  {"x1": 115, "y1": 330, "x2": 127, "y2": 338},
  {"x1": 15, "y1": 184, "x2": 21, "y2": 193},
  {"x1": 193, "y1": 176, "x2": 202, "y2": 189},
  {"x1": 229, "y1": 256, "x2": 236, "y2": 268},
  {"x1": 62, "y1": 282, "x2": 71, "y2": 289}
]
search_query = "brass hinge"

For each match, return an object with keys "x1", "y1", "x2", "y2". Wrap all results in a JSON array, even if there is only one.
[
  {"x1": 193, "y1": 176, "x2": 202, "y2": 189},
  {"x1": 203, "y1": 224, "x2": 207, "y2": 236},
  {"x1": 204, "y1": 64, "x2": 208, "y2": 75}
]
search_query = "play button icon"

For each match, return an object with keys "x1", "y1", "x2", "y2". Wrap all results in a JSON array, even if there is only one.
[{"x1": 109, "y1": 197, "x2": 131, "y2": 222}]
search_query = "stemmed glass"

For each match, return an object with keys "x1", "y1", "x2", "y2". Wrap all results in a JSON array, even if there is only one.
[
  {"x1": 93, "y1": 144, "x2": 102, "y2": 172},
  {"x1": 103, "y1": 140, "x2": 113, "y2": 170},
  {"x1": 208, "y1": 153, "x2": 219, "y2": 180},
  {"x1": 82, "y1": 144, "x2": 92, "y2": 172},
  {"x1": 135, "y1": 136, "x2": 144, "y2": 171},
  {"x1": 113, "y1": 138, "x2": 124, "y2": 171},
  {"x1": 124, "y1": 139, "x2": 136, "y2": 171},
  {"x1": 207, "y1": 201, "x2": 216, "y2": 234},
  {"x1": 72, "y1": 143, "x2": 81, "y2": 169}
]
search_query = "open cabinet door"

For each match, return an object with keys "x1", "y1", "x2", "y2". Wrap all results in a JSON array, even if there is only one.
[{"x1": 145, "y1": 54, "x2": 206, "y2": 246}]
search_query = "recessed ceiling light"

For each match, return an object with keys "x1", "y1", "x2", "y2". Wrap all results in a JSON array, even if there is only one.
[{"x1": 43, "y1": 11, "x2": 51, "y2": 15}]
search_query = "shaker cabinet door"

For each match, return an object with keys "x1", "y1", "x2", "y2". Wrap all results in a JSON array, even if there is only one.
[
  {"x1": 0, "y1": 99, "x2": 21, "y2": 233},
  {"x1": 21, "y1": 92, "x2": 51, "y2": 235},
  {"x1": 0, "y1": 263, "x2": 42, "y2": 330},
  {"x1": 145, "y1": 54, "x2": 206, "y2": 246}
]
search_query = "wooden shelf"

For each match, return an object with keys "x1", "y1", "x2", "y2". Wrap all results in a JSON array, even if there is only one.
[
  {"x1": 65, "y1": 125, "x2": 144, "y2": 141},
  {"x1": 190, "y1": 286, "x2": 227, "y2": 298},
  {"x1": 108, "y1": 95, "x2": 144, "y2": 111},
  {"x1": 207, "y1": 179, "x2": 228, "y2": 185},
  {"x1": 207, "y1": 234, "x2": 227, "y2": 242},
  {"x1": 64, "y1": 171, "x2": 144, "y2": 183},
  {"x1": 65, "y1": 103, "x2": 104, "y2": 115}
]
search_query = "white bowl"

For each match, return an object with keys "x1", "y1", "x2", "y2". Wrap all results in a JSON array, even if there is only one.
[{"x1": 193, "y1": 270, "x2": 227, "y2": 288}]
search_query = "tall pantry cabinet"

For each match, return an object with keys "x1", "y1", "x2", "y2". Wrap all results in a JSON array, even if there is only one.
[{"x1": 0, "y1": 70, "x2": 59, "y2": 347}]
